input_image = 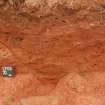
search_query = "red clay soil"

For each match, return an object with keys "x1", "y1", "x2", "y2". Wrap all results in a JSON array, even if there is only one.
[{"x1": 0, "y1": 8, "x2": 105, "y2": 104}]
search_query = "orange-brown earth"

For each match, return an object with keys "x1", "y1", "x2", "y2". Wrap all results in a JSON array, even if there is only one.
[{"x1": 1, "y1": 3, "x2": 105, "y2": 104}]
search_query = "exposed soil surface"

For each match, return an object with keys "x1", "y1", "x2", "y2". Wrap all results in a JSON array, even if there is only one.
[{"x1": 0, "y1": 3, "x2": 105, "y2": 104}]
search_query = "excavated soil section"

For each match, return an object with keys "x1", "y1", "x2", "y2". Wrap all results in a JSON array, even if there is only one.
[{"x1": 0, "y1": 5, "x2": 105, "y2": 104}]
